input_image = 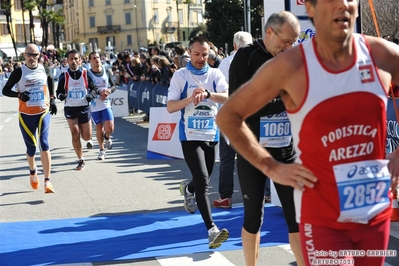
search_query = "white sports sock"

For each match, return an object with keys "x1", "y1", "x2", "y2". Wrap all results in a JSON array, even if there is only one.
[
  {"x1": 208, "y1": 226, "x2": 219, "y2": 235},
  {"x1": 186, "y1": 186, "x2": 193, "y2": 195}
]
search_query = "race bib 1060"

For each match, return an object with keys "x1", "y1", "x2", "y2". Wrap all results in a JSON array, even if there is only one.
[{"x1": 259, "y1": 112, "x2": 292, "y2": 148}]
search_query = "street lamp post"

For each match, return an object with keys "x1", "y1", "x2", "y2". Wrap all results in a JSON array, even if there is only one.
[
  {"x1": 134, "y1": 0, "x2": 140, "y2": 50},
  {"x1": 176, "y1": 0, "x2": 182, "y2": 42}
]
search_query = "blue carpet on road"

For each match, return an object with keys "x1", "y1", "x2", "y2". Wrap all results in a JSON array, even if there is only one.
[{"x1": 0, "y1": 205, "x2": 288, "y2": 266}]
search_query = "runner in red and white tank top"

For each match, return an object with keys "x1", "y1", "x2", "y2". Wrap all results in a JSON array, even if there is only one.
[
  {"x1": 216, "y1": 1, "x2": 399, "y2": 265},
  {"x1": 290, "y1": 33, "x2": 391, "y2": 230}
]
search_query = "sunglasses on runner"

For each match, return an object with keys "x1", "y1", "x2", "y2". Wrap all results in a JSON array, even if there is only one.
[{"x1": 26, "y1": 53, "x2": 39, "y2": 58}]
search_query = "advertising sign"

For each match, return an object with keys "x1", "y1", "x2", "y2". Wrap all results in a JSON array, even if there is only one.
[
  {"x1": 147, "y1": 107, "x2": 184, "y2": 159},
  {"x1": 109, "y1": 86, "x2": 129, "y2": 117},
  {"x1": 288, "y1": 0, "x2": 307, "y2": 17}
]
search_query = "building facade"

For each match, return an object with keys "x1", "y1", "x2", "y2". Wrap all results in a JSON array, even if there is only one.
[
  {"x1": 63, "y1": 0, "x2": 205, "y2": 53},
  {"x1": 0, "y1": 0, "x2": 64, "y2": 60},
  {"x1": 0, "y1": 0, "x2": 42, "y2": 59}
]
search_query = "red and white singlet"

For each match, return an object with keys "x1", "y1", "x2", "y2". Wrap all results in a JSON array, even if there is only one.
[{"x1": 289, "y1": 34, "x2": 392, "y2": 230}]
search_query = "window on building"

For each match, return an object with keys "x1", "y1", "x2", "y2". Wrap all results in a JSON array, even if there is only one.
[
  {"x1": 14, "y1": 0, "x2": 22, "y2": 10},
  {"x1": 154, "y1": 9, "x2": 159, "y2": 24},
  {"x1": 106, "y1": 36, "x2": 115, "y2": 47},
  {"x1": 156, "y1": 33, "x2": 160, "y2": 43},
  {"x1": 124, "y1": 0, "x2": 130, "y2": 3},
  {"x1": 198, "y1": 11, "x2": 203, "y2": 23},
  {"x1": 15, "y1": 24, "x2": 30, "y2": 43},
  {"x1": 125, "y1": 13, "x2": 131, "y2": 25},
  {"x1": 196, "y1": 0, "x2": 201, "y2": 4},
  {"x1": 166, "y1": 0, "x2": 170, "y2": 3},
  {"x1": 0, "y1": 24, "x2": 10, "y2": 36},
  {"x1": 89, "y1": 16, "x2": 95, "y2": 28},
  {"x1": 179, "y1": 10, "x2": 183, "y2": 25},
  {"x1": 127, "y1": 35, "x2": 132, "y2": 45},
  {"x1": 89, "y1": 0, "x2": 94, "y2": 7},
  {"x1": 167, "y1": 9, "x2": 172, "y2": 23},
  {"x1": 153, "y1": 0, "x2": 157, "y2": 3},
  {"x1": 88, "y1": 38, "x2": 98, "y2": 48},
  {"x1": 106, "y1": 0, "x2": 111, "y2": 5},
  {"x1": 106, "y1": 15, "x2": 112, "y2": 26}
]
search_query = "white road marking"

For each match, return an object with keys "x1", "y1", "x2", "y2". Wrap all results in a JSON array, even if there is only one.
[
  {"x1": 278, "y1": 244, "x2": 294, "y2": 255},
  {"x1": 157, "y1": 252, "x2": 236, "y2": 266}
]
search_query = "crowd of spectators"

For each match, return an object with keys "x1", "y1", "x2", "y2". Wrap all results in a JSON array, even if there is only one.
[
  {"x1": 0, "y1": 44, "x2": 204, "y2": 121},
  {"x1": 0, "y1": 40, "x2": 231, "y2": 85}
]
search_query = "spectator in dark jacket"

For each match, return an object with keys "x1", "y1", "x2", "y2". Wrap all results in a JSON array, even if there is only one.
[
  {"x1": 149, "y1": 56, "x2": 161, "y2": 84},
  {"x1": 208, "y1": 49, "x2": 222, "y2": 68},
  {"x1": 158, "y1": 56, "x2": 173, "y2": 86}
]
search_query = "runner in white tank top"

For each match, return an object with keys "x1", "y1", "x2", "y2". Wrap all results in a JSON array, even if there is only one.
[
  {"x1": 56, "y1": 50, "x2": 99, "y2": 170},
  {"x1": 88, "y1": 52, "x2": 116, "y2": 160}
]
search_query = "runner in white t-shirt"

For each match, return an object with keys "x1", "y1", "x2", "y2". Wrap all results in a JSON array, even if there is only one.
[{"x1": 167, "y1": 36, "x2": 230, "y2": 249}]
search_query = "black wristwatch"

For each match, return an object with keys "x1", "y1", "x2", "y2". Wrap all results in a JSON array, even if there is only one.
[{"x1": 205, "y1": 89, "x2": 211, "y2": 99}]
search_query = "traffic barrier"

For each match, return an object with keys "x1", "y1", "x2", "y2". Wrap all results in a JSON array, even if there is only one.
[
  {"x1": 127, "y1": 80, "x2": 168, "y2": 113},
  {"x1": 392, "y1": 187, "x2": 399, "y2": 222},
  {"x1": 386, "y1": 98, "x2": 399, "y2": 154}
]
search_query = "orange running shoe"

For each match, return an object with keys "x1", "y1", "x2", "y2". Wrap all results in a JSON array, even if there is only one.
[
  {"x1": 44, "y1": 180, "x2": 55, "y2": 193},
  {"x1": 30, "y1": 168, "x2": 39, "y2": 190}
]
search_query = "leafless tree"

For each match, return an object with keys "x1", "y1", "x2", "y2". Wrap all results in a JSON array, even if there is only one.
[{"x1": 361, "y1": 0, "x2": 399, "y2": 40}]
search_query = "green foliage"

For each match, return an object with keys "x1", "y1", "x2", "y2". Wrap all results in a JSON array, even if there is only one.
[
  {"x1": 189, "y1": 23, "x2": 207, "y2": 39},
  {"x1": 204, "y1": 0, "x2": 263, "y2": 50},
  {"x1": 148, "y1": 40, "x2": 158, "y2": 47},
  {"x1": 204, "y1": 0, "x2": 243, "y2": 48}
]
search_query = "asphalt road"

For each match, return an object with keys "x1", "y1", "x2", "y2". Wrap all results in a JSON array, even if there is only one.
[{"x1": 0, "y1": 94, "x2": 398, "y2": 266}]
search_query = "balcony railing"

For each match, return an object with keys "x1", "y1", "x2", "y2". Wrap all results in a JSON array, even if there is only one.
[
  {"x1": 97, "y1": 25, "x2": 121, "y2": 34},
  {"x1": 162, "y1": 22, "x2": 178, "y2": 34}
]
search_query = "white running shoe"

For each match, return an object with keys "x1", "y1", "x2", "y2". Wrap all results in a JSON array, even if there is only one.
[
  {"x1": 208, "y1": 227, "x2": 229, "y2": 249},
  {"x1": 180, "y1": 181, "x2": 196, "y2": 214},
  {"x1": 86, "y1": 139, "x2": 93, "y2": 149},
  {"x1": 104, "y1": 138, "x2": 113, "y2": 149},
  {"x1": 97, "y1": 150, "x2": 106, "y2": 160}
]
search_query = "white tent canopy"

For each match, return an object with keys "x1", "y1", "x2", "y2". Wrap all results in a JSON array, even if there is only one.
[{"x1": 0, "y1": 48, "x2": 24, "y2": 58}]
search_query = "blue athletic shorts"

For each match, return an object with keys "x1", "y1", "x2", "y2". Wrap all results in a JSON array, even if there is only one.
[
  {"x1": 19, "y1": 111, "x2": 51, "y2": 156},
  {"x1": 91, "y1": 108, "x2": 114, "y2": 125}
]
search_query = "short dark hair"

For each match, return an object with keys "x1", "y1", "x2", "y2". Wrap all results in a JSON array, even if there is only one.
[
  {"x1": 66, "y1": 49, "x2": 80, "y2": 58},
  {"x1": 188, "y1": 36, "x2": 210, "y2": 50},
  {"x1": 174, "y1": 44, "x2": 186, "y2": 55},
  {"x1": 88, "y1": 51, "x2": 99, "y2": 59}
]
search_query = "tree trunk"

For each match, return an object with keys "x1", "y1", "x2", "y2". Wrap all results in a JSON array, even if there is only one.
[
  {"x1": 176, "y1": 0, "x2": 180, "y2": 41},
  {"x1": 52, "y1": 22, "x2": 56, "y2": 47},
  {"x1": 21, "y1": 0, "x2": 27, "y2": 45},
  {"x1": 29, "y1": 10, "x2": 34, "y2": 43},
  {"x1": 5, "y1": 12, "x2": 18, "y2": 60}
]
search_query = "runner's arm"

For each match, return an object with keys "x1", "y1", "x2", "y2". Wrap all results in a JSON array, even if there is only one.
[
  {"x1": 106, "y1": 68, "x2": 116, "y2": 93},
  {"x1": 1, "y1": 68, "x2": 22, "y2": 97},
  {"x1": 87, "y1": 74, "x2": 99, "y2": 95},
  {"x1": 45, "y1": 66, "x2": 55, "y2": 98},
  {"x1": 56, "y1": 73, "x2": 66, "y2": 97}
]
